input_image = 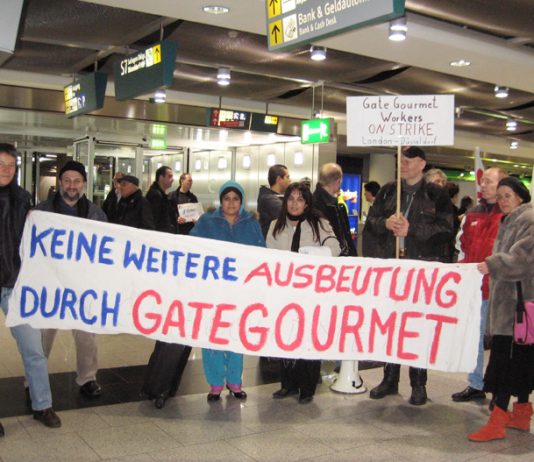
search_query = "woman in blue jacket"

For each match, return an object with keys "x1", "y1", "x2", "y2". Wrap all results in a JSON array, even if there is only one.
[{"x1": 191, "y1": 180, "x2": 265, "y2": 401}]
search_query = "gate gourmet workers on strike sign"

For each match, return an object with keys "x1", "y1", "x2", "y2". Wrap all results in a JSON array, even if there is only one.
[{"x1": 7, "y1": 211, "x2": 481, "y2": 372}]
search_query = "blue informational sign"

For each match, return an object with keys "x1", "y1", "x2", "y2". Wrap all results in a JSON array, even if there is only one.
[{"x1": 340, "y1": 174, "x2": 361, "y2": 238}]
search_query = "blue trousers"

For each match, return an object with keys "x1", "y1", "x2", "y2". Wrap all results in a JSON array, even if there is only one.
[
  {"x1": 1, "y1": 287, "x2": 53, "y2": 411},
  {"x1": 468, "y1": 299, "x2": 489, "y2": 391},
  {"x1": 202, "y1": 348, "x2": 243, "y2": 387}
]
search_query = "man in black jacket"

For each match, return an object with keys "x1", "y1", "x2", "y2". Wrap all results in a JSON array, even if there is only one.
[
  {"x1": 0, "y1": 143, "x2": 61, "y2": 432},
  {"x1": 362, "y1": 146, "x2": 453, "y2": 405},
  {"x1": 257, "y1": 164, "x2": 291, "y2": 237},
  {"x1": 146, "y1": 166, "x2": 176, "y2": 233},
  {"x1": 116, "y1": 175, "x2": 155, "y2": 230},
  {"x1": 312, "y1": 163, "x2": 357, "y2": 256}
]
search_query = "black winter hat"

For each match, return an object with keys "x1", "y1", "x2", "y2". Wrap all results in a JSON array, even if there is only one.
[
  {"x1": 59, "y1": 160, "x2": 87, "y2": 181},
  {"x1": 402, "y1": 146, "x2": 426, "y2": 160},
  {"x1": 498, "y1": 176, "x2": 531, "y2": 204}
]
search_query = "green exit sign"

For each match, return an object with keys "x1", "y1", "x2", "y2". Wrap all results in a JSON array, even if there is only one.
[
  {"x1": 149, "y1": 138, "x2": 167, "y2": 149},
  {"x1": 301, "y1": 118, "x2": 334, "y2": 144}
]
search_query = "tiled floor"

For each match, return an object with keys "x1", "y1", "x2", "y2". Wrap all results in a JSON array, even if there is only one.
[{"x1": 0, "y1": 323, "x2": 533, "y2": 461}]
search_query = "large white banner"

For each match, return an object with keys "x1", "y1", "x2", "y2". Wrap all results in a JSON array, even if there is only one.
[
  {"x1": 346, "y1": 94, "x2": 455, "y2": 146},
  {"x1": 7, "y1": 211, "x2": 482, "y2": 372}
]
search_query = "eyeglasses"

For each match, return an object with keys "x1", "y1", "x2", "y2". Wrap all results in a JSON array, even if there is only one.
[{"x1": 0, "y1": 161, "x2": 16, "y2": 170}]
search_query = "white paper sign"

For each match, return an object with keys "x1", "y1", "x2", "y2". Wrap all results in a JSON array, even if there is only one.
[
  {"x1": 178, "y1": 203, "x2": 203, "y2": 222},
  {"x1": 347, "y1": 95, "x2": 455, "y2": 146},
  {"x1": 6, "y1": 211, "x2": 483, "y2": 372}
]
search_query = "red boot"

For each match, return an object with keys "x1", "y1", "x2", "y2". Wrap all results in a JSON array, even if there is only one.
[
  {"x1": 468, "y1": 406, "x2": 511, "y2": 442},
  {"x1": 507, "y1": 402, "x2": 533, "y2": 431}
]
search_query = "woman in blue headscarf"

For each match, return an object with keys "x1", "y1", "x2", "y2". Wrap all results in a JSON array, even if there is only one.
[{"x1": 191, "y1": 180, "x2": 265, "y2": 401}]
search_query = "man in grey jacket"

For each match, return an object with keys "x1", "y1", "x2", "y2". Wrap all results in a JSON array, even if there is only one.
[
  {"x1": 257, "y1": 164, "x2": 291, "y2": 237},
  {"x1": 35, "y1": 160, "x2": 106, "y2": 398}
]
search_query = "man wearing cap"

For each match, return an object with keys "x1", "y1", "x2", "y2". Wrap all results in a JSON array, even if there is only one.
[
  {"x1": 116, "y1": 175, "x2": 155, "y2": 229},
  {"x1": 451, "y1": 167, "x2": 507, "y2": 405},
  {"x1": 0, "y1": 143, "x2": 61, "y2": 432},
  {"x1": 35, "y1": 160, "x2": 107, "y2": 398},
  {"x1": 363, "y1": 146, "x2": 454, "y2": 405}
]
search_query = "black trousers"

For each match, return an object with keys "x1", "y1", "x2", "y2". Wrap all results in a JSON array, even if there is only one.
[{"x1": 280, "y1": 359, "x2": 321, "y2": 398}]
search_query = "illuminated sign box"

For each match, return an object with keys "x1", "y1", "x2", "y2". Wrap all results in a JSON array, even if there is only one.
[
  {"x1": 113, "y1": 40, "x2": 177, "y2": 101},
  {"x1": 210, "y1": 108, "x2": 251, "y2": 129},
  {"x1": 250, "y1": 113, "x2": 279, "y2": 133},
  {"x1": 301, "y1": 118, "x2": 334, "y2": 144},
  {"x1": 209, "y1": 109, "x2": 279, "y2": 133},
  {"x1": 64, "y1": 72, "x2": 107, "y2": 118}
]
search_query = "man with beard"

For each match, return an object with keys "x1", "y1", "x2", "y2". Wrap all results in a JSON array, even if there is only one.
[{"x1": 35, "y1": 160, "x2": 106, "y2": 398}]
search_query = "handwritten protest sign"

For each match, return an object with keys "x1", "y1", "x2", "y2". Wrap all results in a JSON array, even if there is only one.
[
  {"x1": 177, "y1": 203, "x2": 203, "y2": 222},
  {"x1": 346, "y1": 95, "x2": 455, "y2": 147},
  {"x1": 7, "y1": 211, "x2": 482, "y2": 372}
]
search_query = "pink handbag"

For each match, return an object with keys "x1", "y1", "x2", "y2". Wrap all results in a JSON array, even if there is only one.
[{"x1": 514, "y1": 282, "x2": 534, "y2": 345}]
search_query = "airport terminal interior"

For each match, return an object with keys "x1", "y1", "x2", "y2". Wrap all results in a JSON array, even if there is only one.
[{"x1": 0, "y1": 0, "x2": 533, "y2": 460}]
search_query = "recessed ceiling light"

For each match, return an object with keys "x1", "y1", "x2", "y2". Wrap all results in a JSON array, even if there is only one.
[
  {"x1": 494, "y1": 85, "x2": 509, "y2": 98},
  {"x1": 202, "y1": 5, "x2": 229, "y2": 15},
  {"x1": 506, "y1": 119, "x2": 517, "y2": 131},
  {"x1": 388, "y1": 16, "x2": 407, "y2": 42},
  {"x1": 310, "y1": 46, "x2": 327, "y2": 61},
  {"x1": 450, "y1": 59, "x2": 471, "y2": 67}
]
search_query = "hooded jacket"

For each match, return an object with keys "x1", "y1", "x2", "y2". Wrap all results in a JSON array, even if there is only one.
[{"x1": 191, "y1": 181, "x2": 265, "y2": 247}]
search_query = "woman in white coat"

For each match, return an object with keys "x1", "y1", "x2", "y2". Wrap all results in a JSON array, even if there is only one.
[{"x1": 266, "y1": 182, "x2": 340, "y2": 403}]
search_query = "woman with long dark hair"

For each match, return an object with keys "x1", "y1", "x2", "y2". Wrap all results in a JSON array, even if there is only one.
[{"x1": 266, "y1": 182, "x2": 340, "y2": 403}]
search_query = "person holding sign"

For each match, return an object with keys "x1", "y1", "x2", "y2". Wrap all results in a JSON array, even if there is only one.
[
  {"x1": 171, "y1": 173, "x2": 200, "y2": 235},
  {"x1": 35, "y1": 160, "x2": 107, "y2": 399},
  {"x1": 142, "y1": 166, "x2": 192, "y2": 409},
  {"x1": 266, "y1": 182, "x2": 340, "y2": 403},
  {"x1": 0, "y1": 143, "x2": 61, "y2": 431},
  {"x1": 191, "y1": 181, "x2": 265, "y2": 401},
  {"x1": 363, "y1": 146, "x2": 454, "y2": 405},
  {"x1": 469, "y1": 177, "x2": 534, "y2": 442}
]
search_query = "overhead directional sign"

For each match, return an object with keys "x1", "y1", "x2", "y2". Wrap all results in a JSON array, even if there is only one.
[
  {"x1": 266, "y1": 0, "x2": 405, "y2": 51},
  {"x1": 113, "y1": 40, "x2": 177, "y2": 101},
  {"x1": 301, "y1": 118, "x2": 334, "y2": 144},
  {"x1": 64, "y1": 72, "x2": 107, "y2": 118}
]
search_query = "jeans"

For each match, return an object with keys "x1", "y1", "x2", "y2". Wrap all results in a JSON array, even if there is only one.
[
  {"x1": 1, "y1": 287, "x2": 53, "y2": 411},
  {"x1": 468, "y1": 299, "x2": 489, "y2": 391}
]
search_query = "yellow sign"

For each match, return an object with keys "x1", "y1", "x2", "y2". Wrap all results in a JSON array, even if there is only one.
[
  {"x1": 268, "y1": 20, "x2": 283, "y2": 47},
  {"x1": 152, "y1": 44, "x2": 161, "y2": 65},
  {"x1": 266, "y1": 0, "x2": 281, "y2": 18}
]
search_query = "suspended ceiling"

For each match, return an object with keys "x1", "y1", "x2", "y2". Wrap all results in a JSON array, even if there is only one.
[{"x1": 0, "y1": 0, "x2": 533, "y2": 175}]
